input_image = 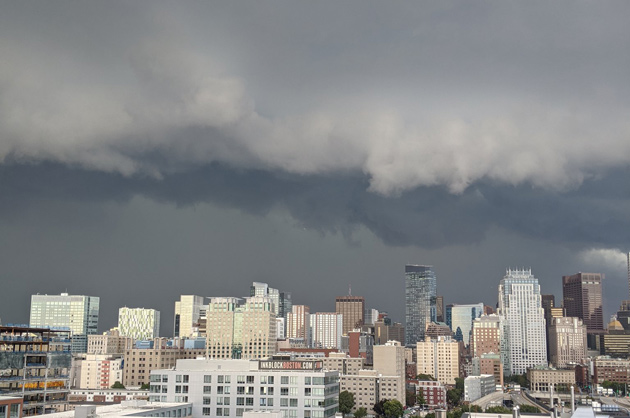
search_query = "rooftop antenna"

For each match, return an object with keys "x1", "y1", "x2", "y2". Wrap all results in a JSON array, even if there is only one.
[
  {"x1": 627, "y1": 252, "x2": 630, "y2": 300},
  {"x1": 349, "y1": 283, "x2": 352, "y2": 296}
]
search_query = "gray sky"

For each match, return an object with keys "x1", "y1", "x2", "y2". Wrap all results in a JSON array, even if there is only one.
[{"x1": 2, "y1": 1, "x2": 630, "y2": 335}]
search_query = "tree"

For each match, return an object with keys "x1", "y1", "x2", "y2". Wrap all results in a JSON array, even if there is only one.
[
  {"x1": 383, "y1": 399, "x2": 404, "y2": 418},
  {"x1": 447, "y1": 388, "x2": 462, "y2": 406},
  {"x1": 425, "y1": 414, "x2": 436, "y2": 418},
  {"x1": 417, "y1": 374, "x2": 436, "y2": 381},
  {"x1": 140, "y1": 383, "x2": 150, "y2": 390},
  {"x1": 339, "y1": 391, "x2": 355, "y2": 416},
  {"x1": 374, "y1": 399, "x2": 388, "y2": 417},
  {"x1": 485, "y1": 406, "x2": 511, "y2": 414},
  {"x1": 455, "y1": 377, "x2": 465, "y2": 392},
  {"x1": 406, "y1": 390, "x2": 417, "y2": 407},
  {"x1": 519, "y1": 405, "x2": 541, "y2": 413},
  {"x1": 354, "y1": 407, "x2": 368, "y2": 418},
  {"x1": 111, "y1": 381, "x2": 125, "y2": 389},
  {"x1": 417, "y1": 390, "x2": 426, "y2": 407}
]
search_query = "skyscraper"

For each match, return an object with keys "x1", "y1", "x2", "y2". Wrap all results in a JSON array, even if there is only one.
[
  {"x1": 286, "y1": 305, "x2": 310, "y2": 344},
  {"x1": 173, "y1": 295, "x2": 205, "y2": 338},
  {"x1": 29, "y1": 293, "x2": 100, "y2": 353},
  {"x1": 562, "y1": 273, "x2": 604, "y2": 332},
  {"x1": 117, "y1": 307, "x2": 160, "y2": 341},
  {"x1": 336, "y1": 295, "x2": 365, "y2": 335},
  {"x1": 405, "y1": 265, "x2": 437, "y2": 346},
  {"x1": 250, "y1": 281, "x2": 292, "y2": 324},
  {"x1": 446, "y1": 303, "x2": 484, "y2": 346},
  {"x1": 498, "y1": 268, "x2": 547, "y2": 375},
  {"x1": 310, "y1": 312, "x2": 343, "y2": 349}
]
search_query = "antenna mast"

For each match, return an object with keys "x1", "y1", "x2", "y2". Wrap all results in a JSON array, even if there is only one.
[
  {"x1": 627, "y1": 252, "x2": 630, "y2": 300},
  {"x1": 349, "y1": 283, "x2": 352, "y2": 296}
]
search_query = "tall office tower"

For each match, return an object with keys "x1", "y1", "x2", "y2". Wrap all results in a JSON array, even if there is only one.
[
  {"x1": 286, "y1": 305, "x2": 310, "y2": 344},
  {"x1": 471, "y1": 314, "x2": 501, "y2": 357},
  {"x1": 562, "y1": 273, "x2": 604, "y2": 332},
  {"x1": 498, "y1": 268, "x2": 547, "y2": 375},
  {"x1": 30, "y1": 293, "x2": 100, "y2": 353},
  {"x1": 310, "y1": 312, "x2": 343, "y2": 348},
  {"x1": 206, "y1": 296, "x2": 277, "y2": 359},
  {"x1": 416, "y1": 336, "x2": 460, "y2": 384},
  {"x1": 250, "y1": 281, "x2": 292, "y2": 321},
  {"x1": 405, "y1": 265, "x2": 437, "y2": 346},
  {"x1": 366, "y1": 308, "x2": 380, "y2": 326},
  {"x1": 373, "y1": 341, "x2": 407, "y2": 405},
  {"x1": 336, "y1": 295, "x2": 365, "y2": 335},
  {"x1": 548, "y1": 317, "x2": 587, "y2": 368},
  {"x1": 173, "y1": 295, "x2": 205, "y2": 338},
  {"x1": 117, "y1": 307, "x2": 160, "y2": 341},
  {"x1": 446, "y1": 303, "x2": 484, "y2": 346},
  {"x1": 436, "y1": 296, "x2": 445, "y2": 323}
]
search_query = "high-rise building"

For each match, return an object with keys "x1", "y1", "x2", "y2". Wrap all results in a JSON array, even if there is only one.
[
  {"x1": 471, "y1": 314, "x2": 501, "y2": 358},
  {"x1": 373, "y1": 341, "x2": 406, "y2": 405},
  {"x1": 436, "y1": 296, "x2": 445, "y2": 323},
  {"x1": 416, "y1": 336, "x2": 460, "y2": 384},
  {"x1": 117, "y1": 307, "x2": 160, "y2": 341},
  {"x1": 310, "y1": 312, "x2": 343, "y2": 349},
  {"x1": 498, "y1": 268, "x2": 547, "y2": 375},
  {"x1": 206, "y1": 296, "x2": 277, "y2": 360},
  {"x1": 446, "y1": 303, "x2": 484, "y2": 346},
  {"x1": 286, "y1": 305, "x2": 310, "y2": 344},
  {"x1": 29, "y1": 293, "x2": 100, "y2": 353},
  {"x1": 562, "y1": 273, "x2": 604, "y2": 332},
  {"x1": 173, "y1": 295, "x2": 205, "y2": 338},
  {"x1": 548, "y1": 316, "x2": 587, "y2": 368},
  {"x1": 250, "y1": 281, "x2": 292, "y2": 323},
  {"x1": 335, "y1": 295, "x2": 365, "y2": 335},
  {"x1": 405, "y1": 265, "x2": 436, "y2": 346}
]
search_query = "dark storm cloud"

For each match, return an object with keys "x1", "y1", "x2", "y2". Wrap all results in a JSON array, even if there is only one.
[{"x1": 3, "y1": 1, "x2": 630, "y2": 327}]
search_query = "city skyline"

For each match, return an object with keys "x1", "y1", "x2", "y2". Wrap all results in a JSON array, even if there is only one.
[{"x1": 2, "y1": 2, "x2": 630, "y2": 339}]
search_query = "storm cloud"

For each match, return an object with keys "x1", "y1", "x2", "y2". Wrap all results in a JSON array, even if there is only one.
[{"x1": 2, "y1": 1, "x2": 630, "y2": 331}]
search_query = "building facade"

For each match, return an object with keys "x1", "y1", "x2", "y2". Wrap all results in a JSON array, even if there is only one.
[
  {"x1": 118, "y1": 308, "x2": 160, "y2": 341},
  {"x1": 150, "y1": 358, "x2": 339, "y2": 418},
  {"x1": 548, "y1": 317, "x2": 587, "y2": 368},
  {"x1": 206, "y1": 297, "x2": 277, "y2": 360},
  {"x1": 562, "y1": 273, "x2": 604, "y2": 333},
  {"x1": 372, "y1": 341, "x2": 406, "y2": 405},
  {"x1": 416, "y1": 336, "x2": 460, "y2": 384},
  {"x1": 310, "y1": 313, "x2": 343, "y2": 349},
  {"x1": 335, "y1": 296, "x2": 365, "y2": 336},
  {"x1": 498, "y1": 269, "x2": 547, "y2": 375},
  {"x1": 286, "y1": 306, "x2": 310, "y2": 345},
  {"x1": 446, "y1": 304, "x2": 484, "y2": 347},
  {"x1": 88, "y1": 329, "x2": 134, "y2": 355},
  {"x1": 29, "y1": 293, "x2": 100, "y2": 353},
  {"x1": 464, "y1": 375, "x2": 495, "y2": 402},
  {"x1": 415, "y1": 380, "x2": 447, "y2": 408},
  {"x1": 471, "y1": 314, "x2": 501, "y2": 358},
  {"x1": 527, "y1": 367, "x2": 576, "y2": 392},
  {"x1": 174, "y1": 295, "x2": 205, "y2": 339},
  {"x1": 75, "y1": 354, "x2": 124, "y2": 390},
  {"x1": 405, "y1": 265, "x2": 437, "y2": 346},
  {"x1": 123, "y1": 347, "x2": 206, "y2": 387}
]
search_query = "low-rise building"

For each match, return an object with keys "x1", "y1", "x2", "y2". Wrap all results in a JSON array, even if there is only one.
[
  {"x1": 414, "y1": 380, "x2": 447, "y2": 409},
  {"x1": 321, "y1": 353, "x2": 364, "y2": 376},
  {"x1": 74, "y1": 354, "x2": 123, "y2": 390},
  {"x1": 69, "y1": 389, "x2": 149, "y2": 404},
  {"x1": 87, "y1": 329, "x2": 134, "y2": 356},
  {"x1": 339, "y1": 370, "x2": 402, "y2": 415},
  {"x1": 0, "y1": 396, "x2": 23, "y2": 418},
  {"x1": 43, "y1": 401, "x2": 191, "y2": 418},
  {"x1": 527, "y1": 366, "x2": 576, "y2": 392},
  {"x1": 123, "y1": 347, "x2": 205, "y2": 387},
  {"x1": 150, "y1": 358, "x2": 339, "y2": 418},
  {"x1": 593, "y1": 357, "x2": 630, "y2": 385},
  {"x1": 464, "y1": 375, "x2": 495, "y2": 402}
]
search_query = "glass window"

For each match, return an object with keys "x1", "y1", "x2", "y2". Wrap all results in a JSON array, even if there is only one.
[
  {"x1": 183, "y1": 375, "x2": 189, "y2": 383},
  {"x1": 203, "y1": 397, "x2": 211, "y2": 405},
  {"x1": 176, "y1": 375, "x2": 182, "y2": 383},
  {"x1": 290, "y1": 399, "x2": 298, "y2": 407},
  {"x1": 281, "y1": 376, "x2": 289, "y2": 384},
  {"x1": 202, "y1": 408, "x2": 211, "y2": 416},
  {"x1": 204, "y1": 375, "x2": 212, "y2": 383}
]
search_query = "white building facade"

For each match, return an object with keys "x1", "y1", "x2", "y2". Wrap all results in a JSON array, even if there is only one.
[
  {"x1": 498, "y1": 269, "x2": 547, "y2": 375},
  {"x1": 118, "y1": 308, "x2": 160, "y2": 341},
  {"x1": 149, "y1": 358, "x2": 339, "y2": 418},
  {"x1": 310, "y1": 313, "x2": 343, "y2": 349},
  {"x1": 464, "y1": 375, "x2": 496, "y2": 402}
]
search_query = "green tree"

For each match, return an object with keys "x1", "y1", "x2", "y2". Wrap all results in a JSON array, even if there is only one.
[
  {"x1": 519, "y1": 405, "x2": 541, "y2": 413},
  {"x1": 455, "y1": 377, "x2": 465, "y2": 392},
  {"x1": 447, "y1": 388, "x2": 462, "y2": 406},
  {"x1": 383, "y1": 399, "x2": 404, "y2": 418},
  {"x1": 485, "y1": 406, "x2": 511, "y2": 414},
  {"x1": 111, "y1": 381, "x2": 125, "y2": 389},
  {"x1": 140, "y1": 383, "x2": 150, "y2": 390},
  {"x1": 406, "y1": 390, "x2": 417, "y2": 407},
  {"x1": 417, "y1": 374, "x2": 436, "y2": 381},
  {"x1": 417, "y1": 390, "x2": 426, "y2": 407},
  {"x1": 374, "y1": 399, "x2": 388, "y2": 417},
  {"x1": 339, "y1": 391, "x2": 355, "y2": 416},
  {"x1": 425, "y1": 413, "x2": 436, "y2": 418},
  {"x1": 354, "y1": 407, "x2": 368, "y2": 418}
]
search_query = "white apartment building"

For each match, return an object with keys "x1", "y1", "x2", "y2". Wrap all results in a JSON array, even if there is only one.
[
  {"x1": 206, "y1": 297, "x2": 277, "y2": 360},
  {"x1": 464, "y1": 375, "x2": 496, "y2": 402},
  {"x1": 416, "y1": 336, "x2": 460, "y2": 385},
  {"x1": 174, "y1": 295, "x2": 205, "y2": 338},
  {"x1": 118, "y1": 308, "x2": 160, "y2": 341},
  {"x1": 339, "y1": 370, "x2": 401, "y2": 415},
  {"x1": 310, "y1": 313, "x2": 343, "y2": 349},
  {"x1": 286, "y1": 306, "x2": 310, "y2": 345},
  {"x1": 149, "y1": 358, "x2": 339, "y2": 418},
  {"x1": 498, "y1": 269, "x2": 548, "y2": 375},
  {"x1": 75, "y1": 354, "x2": 123, "y2": 390},
  {"x1": 321, "y1": 353, "x2": 364, "y2": 376}
]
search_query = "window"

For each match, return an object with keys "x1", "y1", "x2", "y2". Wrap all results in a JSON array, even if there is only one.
[
  {"x1": 176, "y1": 375, "x2": 182, "y2": 383},
  {"x1": 281, "y1": 376, "x2": 289, "y2": 384},
  {"x1": 217, "y1": 376, "x2": 224, "y2": 383},
  {"x1": 203, "y1": 397, "x2": 211, "y2": 405},
  {"x1": 183, "y1": 375, "x2": 189, "y2": 383},
  {"x1": 305, "y1": 376, "x2": 311, "y2": 385},
  {"x1": 267, "y1": 398, "x2": 274, "y2": 406},
  {"x1": 246, "y1": 375, "x2": 254, "y2": 383},
  {"x1": 203, "y1": 386, "x2": 212, "y2": 394},
  {"x1": 237, "y1": 397, "x2": 245, "y2": 406},
  {"x1": 246, "y1": 398, "x2": 254, "y2": 406},
  {"x1": 280, "y1": 399, "x2": 288, "y2": 407},
  {"x1": 281, "y1": 388, "x2": 289, "y2": 396},
  {"x1": 202, "y1": 408, "x2": 211, "y2": 416},
  {"x1": 204, "y1": 375, "x2": 212, "y2": 383},
  {"x1": 175, "y1": 386, "x2": 182, "y2": 393},
  {"x1": 237, "y1": 375, "x2": 245, "y2": 383},
  {"x1": 290, "y1": 399, "x2": 298, "y2": 407}
]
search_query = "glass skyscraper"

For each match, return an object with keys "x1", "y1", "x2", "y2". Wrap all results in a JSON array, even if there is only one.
[
  {"x1": 29, "y1": 292, "x2": 100, "y2": 353},
  {"x1": 498, "y1": 268, "x2": 547, "y2": 375},
  {"x1": 446, "y1": 303, "x2": 484, "y2": 346},
  {"x1": 405, "y1": 264, "x2": 437, "y2": 346}
]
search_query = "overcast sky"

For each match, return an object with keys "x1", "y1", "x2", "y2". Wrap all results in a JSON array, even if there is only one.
[{"x1": 2, "y1": 1, "x2": 630, "y2": 335}]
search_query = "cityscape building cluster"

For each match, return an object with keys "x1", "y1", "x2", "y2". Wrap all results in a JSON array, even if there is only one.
[{"x1": 5, "y1": 261, "x2": 630, "y2": 418}]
